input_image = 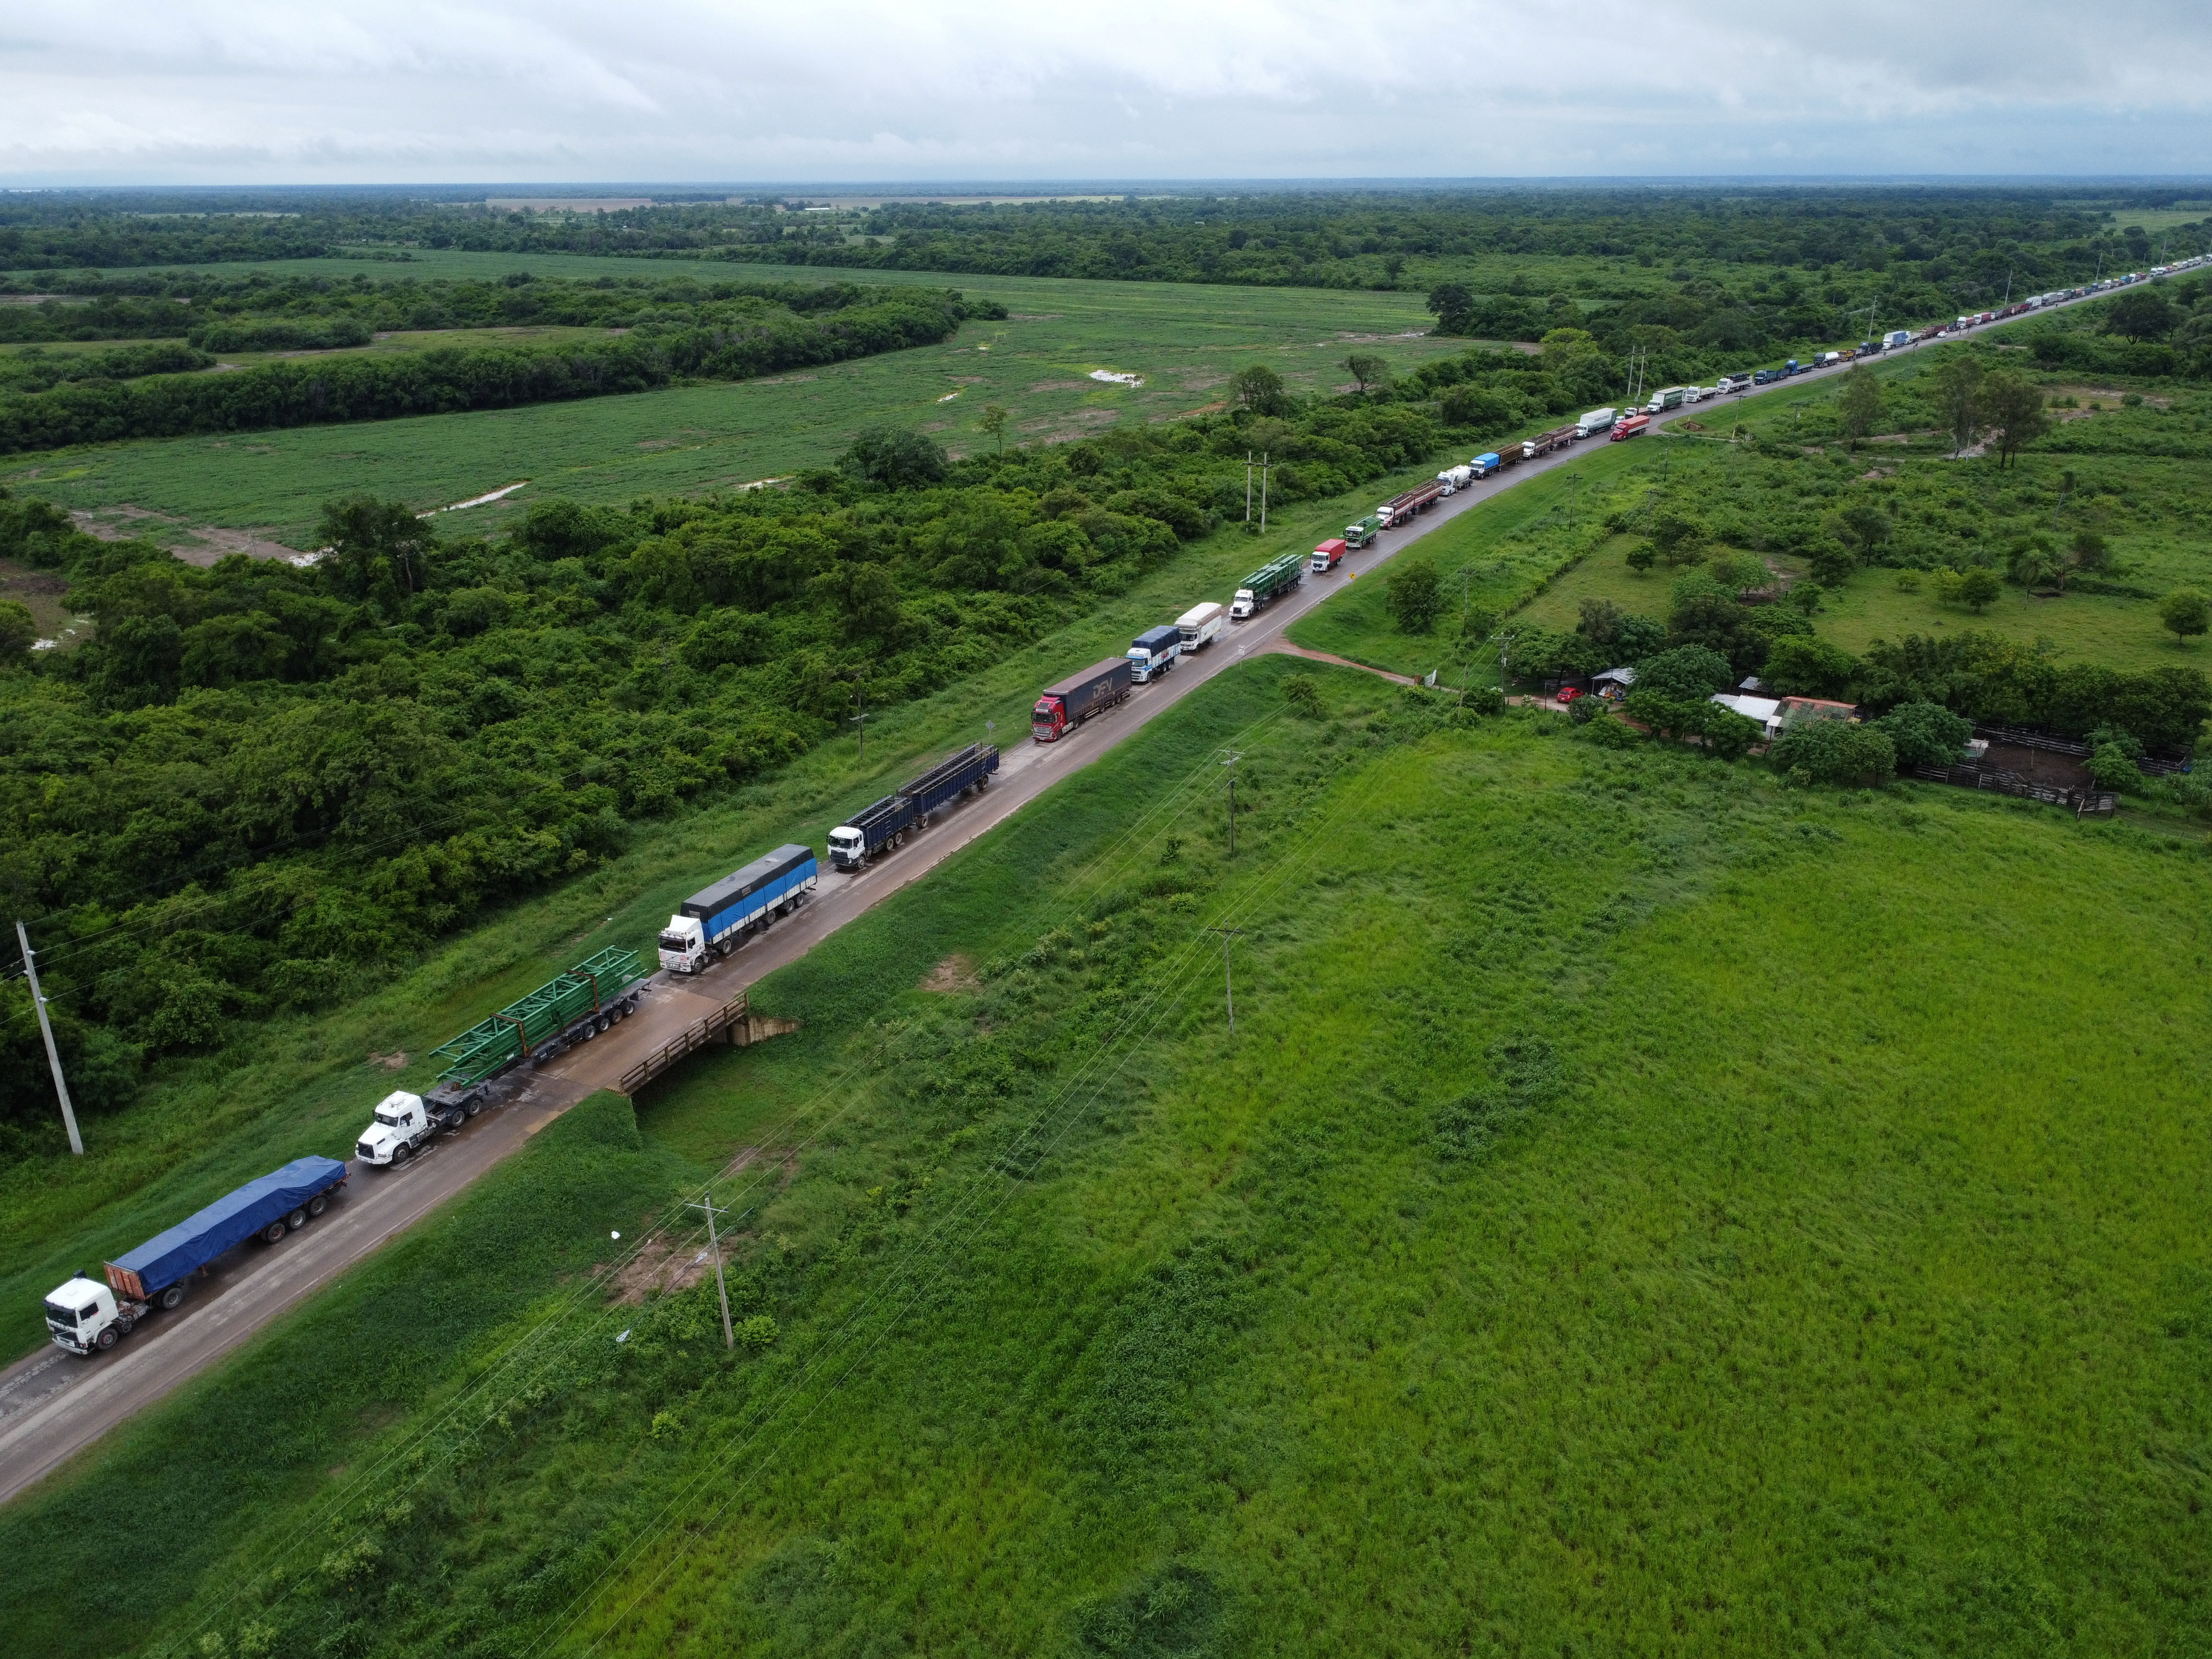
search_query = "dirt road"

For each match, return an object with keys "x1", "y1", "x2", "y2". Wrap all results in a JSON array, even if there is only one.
[{"x1": 0, "y1": 316, "x2": 2048, "y2": 1505}]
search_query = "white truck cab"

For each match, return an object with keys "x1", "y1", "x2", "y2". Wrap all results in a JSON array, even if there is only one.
[
  {"x1": 659, "y1": 914, "x2": 708, "y2": 973},
  {"x1": 355, "y1": 1090, "x2": 436, "y2": 1167},
  {"x1": 43, "y1": 1273, "x2": 146, "y2": 1356},
  {"x1": 1229, "y1": 587, "x2": 1258, "y2": 621}
]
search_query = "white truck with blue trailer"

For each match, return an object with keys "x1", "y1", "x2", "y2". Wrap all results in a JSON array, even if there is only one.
[
  {"x1": 658, "y1": 844, "x2": 818, "y2": 973},
  {"x1": 43, "y1": 1155, "x2": 349, "y2": 1355},
  {"x1": 1127, "y1": 624, "x2": 1182, "y2": 684},
  {"x1": 829, "y1": 744, "x2": 999, "y2": 871}
]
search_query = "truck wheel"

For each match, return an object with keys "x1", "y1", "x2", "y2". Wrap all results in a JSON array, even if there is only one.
[
  {"x1": 96, "y1": 1327, "x2": 118, "y2": 1351},
  {"x1": 307, "y1": 1194, "x2": 329, "y2": 1216},
  {"x1": 117, "y1": 1313, "x2": 134, "y2": 1336},
  {"x1": 392, "y1": 1142, "x2": 414, "y2": 1166},
  {"x1": 286, "y1": 1208, "x2": 308, "y2": 1230},
  {"x1": 463, "y1": 1097, "x2": 483, "y2": 1118},
  {"x1": 159, "y1": 1284, "x2": 186, "y2": 1310},
  {"x1": 263, "y1": 1220, "x2": 288, "y2": 1244}
]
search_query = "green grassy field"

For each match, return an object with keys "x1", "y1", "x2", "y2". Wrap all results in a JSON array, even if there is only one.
[
  {"x1": 0, "y1": 260, "x2": 1458, "y2": 548},
  {"x1": 8, "y1": 658, "x2": 2208, "y2": 1657}
]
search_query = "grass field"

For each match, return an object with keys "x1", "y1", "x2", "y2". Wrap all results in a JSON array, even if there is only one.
[
  {"x1": 0, "y1": 259, "x2": 1458, "y2": 548},
  {"x1": 7, "y1": 658, "x2": 2209, "y2": 1657}
]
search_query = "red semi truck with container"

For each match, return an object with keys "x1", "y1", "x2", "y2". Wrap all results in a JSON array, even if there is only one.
[{"x1": 1032, "y1": 658, "x2": 1134, "y2": 742}]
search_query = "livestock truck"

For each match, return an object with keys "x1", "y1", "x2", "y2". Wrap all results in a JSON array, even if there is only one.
[
  {"x1": 43, "y1": 1156, "x2": 349, "y2": 1355},
  {"x1": 1177, "y1": 601, "x2": 1227, "y2": 650},
  {"x1": 831, "y1": 743, "x2": 1000, "y2": 865},
  {"x1": 1231, "y1": 552, "x2": 1306, "y2": 619},
  {"x1": 660, "y1": 844, "x2": 818, "y2": 968},
  {"x1": 1034, "y1": 658, "x2": 1133, "y2": 742},
  {"x1": 1127, "y1": 624, "x2": 1182, "y2": 684}
]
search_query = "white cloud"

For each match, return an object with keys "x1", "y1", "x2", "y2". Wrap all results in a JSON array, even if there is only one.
[{"x1": 1, "y1": 0, "x2": 2208, "y2": 181}]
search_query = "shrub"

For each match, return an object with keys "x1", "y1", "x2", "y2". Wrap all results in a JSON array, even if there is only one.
[
  {"x1": 1463, "y1": 685, "x2": 1507, "y2": 717},
  {"x1": 1699, "y1": 707, "x2": 1761, "y2": 761},
  {"x1": 1633, "y1": 644, "x2": 1735, "y2": 702},
  {"x1": 1875, "y1": 701, "x2": 1974, "y2": 768},
  {"x1": 1576, "y1": 709, "x2": 1642, "y2": 747},
  {"x1": 1385, "y1": 559, "x2": 1446, "y2": 633},
  {"x1": 1762, "y1": 636, "x2": 1861, "y2": 700},
  {"x1": 1281, "y1": 672, "x2": 1323, "y2": 717},
  {"x1": 2090, "y1": 744, "x2": 2144, "y2": 791},
  {"x1": 1770, "y1": 718, "x2": 1896, "y2": 786}
]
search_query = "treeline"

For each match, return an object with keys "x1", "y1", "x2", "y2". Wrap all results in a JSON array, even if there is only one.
[
  {"x1": 0, "y1": 268, "x2": 975, "y2": 343},
  {"x1": 0, "y1": 287, "x2": 994, "y2": 453},
  {"x1": 0, "y1": 392, "x2": 1440, "y2": 1135}
]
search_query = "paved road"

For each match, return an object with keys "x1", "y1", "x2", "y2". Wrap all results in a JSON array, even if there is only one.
[{"x1": 0, "y1": 294, "x2": 2112, "y2": 1506}]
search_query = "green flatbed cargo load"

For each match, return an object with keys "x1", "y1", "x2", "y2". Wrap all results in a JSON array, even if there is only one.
[{"x1": 430, "y1": 946, "x2": 647, "y2": 1087}]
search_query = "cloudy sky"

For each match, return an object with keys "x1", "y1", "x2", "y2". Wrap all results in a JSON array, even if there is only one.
[{"x1": 3, "y1": 0, "x2": 2210, "y2": 184}]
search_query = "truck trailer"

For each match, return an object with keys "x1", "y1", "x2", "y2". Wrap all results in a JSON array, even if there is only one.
[
  {"x1": 1034, "y1": 658, "x2": 1133, "y2": 742},
  {"x1": 1523, "y1": 425, "x2": 1578, "y2": 460},
  {"x1": 1176, "y1": 601, "x2": 1227, "y2": 651},
  {"x1": 1575, "y1": 407, "x2": 1618, "y2": 438},
  {"x1": 898, "y1": 742, "x2": 999, "y2": 822},
  {"x1": 1231, "y1": 552, "x2": 1306, "y2": 619},
  {"x1": 1610, "y1": 413, "x2": 1652, "y2": 441},
  {"x1": 1377, "y1": 481, "x2": 1445, "y2": 528},
  {"x1": 1127, "y1": 624, "x2": 1182, "y2": 684},
  {"x1": 419, "y1": 945, "x2": 649, "y2": 1104},
  {"x1": 660, "y1": 844, "x2": 818, "y2": 967},
  {"x1": 44, "y1": 1156, "x2": 349, "y2": 1355},
  {"x1": 829, "y1": 794, "x2": 917, "y2": 869}
]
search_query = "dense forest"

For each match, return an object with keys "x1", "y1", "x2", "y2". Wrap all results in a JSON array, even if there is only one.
[
  {"x1": 0, "y1": 392, "x2": 1444, "y2": 1138},
  {"x1": 0, "y1": 275, "x2": 997, "y2": 451}
]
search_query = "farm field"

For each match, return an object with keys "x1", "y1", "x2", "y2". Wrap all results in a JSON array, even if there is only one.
[
  {"x1": 0, "y1": 260, "x2": 1455, "y2": 548},
  {"x1": 6, "y1": 658, "x2": 2208, "y2": 1657}
]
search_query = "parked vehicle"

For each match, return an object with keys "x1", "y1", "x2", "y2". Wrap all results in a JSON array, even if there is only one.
[
  {"x1": 1884, "y1": 330, "x2": 1912, "y2": 348},
  {"x1": 1575, "y1": 407, "x2": 1618, "y2": 438},
  {"x1": 1470, "y1": 452, "x2": 1503, "y2": 478},
  {"x1": 1610, "y1": 413, "x2": 1651, "y2": 442},
  {"x1": 1714, "y1": 374, "x2": 1753, "y2": 394},
  {"x1": 44, "y1": 1156, "x2": 349, "y2": 1355},
  {"x1": 1310, "y1": 538, "x2": 1349, "y2": 574},
  {"x1": 1343, "y1": 514, "x2": 1381, "y2": 550},
  {"x1": 1523, "y1": 425, "x2": 1578, "y2": 459},
  {"x1": 1127, "y1": 624, "x2": 1182, "y2": 684},
  {"x1": 1034, "y1": 658, "x2": 1133, "y2": 742},
  {"x1": 1231, "y1": 551, "x2": 1307, "y2": 618},
  {"x1": 661, "y1": 844, "x2": 818, "y2": 968},
  {"x1": 425, "y1": 947, "x2": 649, "y2": 1097},
  {"x1": 831, "y1": 745, "x2": 999, "y2": 864},
  {"x1": 1176, "y1": 601, "x2": 1227, "y2": 650},
  {"x1": 1377, "y1": 481, "x2": 1445, "y2": 527},
  {"x1": 1644, "y1": 387, "x2": 1688, "y2": 413}
]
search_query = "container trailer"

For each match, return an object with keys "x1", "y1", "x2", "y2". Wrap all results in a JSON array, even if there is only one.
[
  {"x1": 1574, "y1": 407, "x2": 1617, "y2": 438},
  {"x1": 1176, "y1": 601, "x2": 1227, "y2": 650},
  {"x1": 1034, "y1": 658, "x2": 1133, "y2": 742}
]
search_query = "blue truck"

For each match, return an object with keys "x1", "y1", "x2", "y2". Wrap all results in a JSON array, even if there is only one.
[
  {"x1": 658, "y1": 845, "x2": 818, "y2": 973},
  {"x1": 829, "y1": 743, "x2": 1000, "y2": 872},
  {"x1": 43, "y1": 1156, "x2": 350, "y2": 1355}
]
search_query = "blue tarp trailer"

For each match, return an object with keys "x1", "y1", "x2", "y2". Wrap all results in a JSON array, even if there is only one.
[{"x1": 106, "y1": 1156, "x2": 349, "y2": 1301}]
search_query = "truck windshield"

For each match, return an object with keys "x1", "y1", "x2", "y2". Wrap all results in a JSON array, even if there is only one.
[
  {"x1": 375, "y1": 1109, "x2": 408, "y2": 1127},
  {"x1": 44, "y1": 1300, "x2": 88, "y2": 1325},
  {"x1": 658, "y1": 930, "x2": 692, "y2": 951}
]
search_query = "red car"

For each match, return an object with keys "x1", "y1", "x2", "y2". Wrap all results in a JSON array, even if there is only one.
[{"x1": 1556, "y1": 686, "x2": 1583, "y2": 703}]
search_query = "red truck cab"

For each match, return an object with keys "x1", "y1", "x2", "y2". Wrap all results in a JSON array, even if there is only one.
[{"x1": 1610, "y1": 413, "x2": 1651, "y2": 442}]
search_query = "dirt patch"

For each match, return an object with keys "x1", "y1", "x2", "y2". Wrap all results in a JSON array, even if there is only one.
[
  {"x1": 71, "y1": 507, "x2": 303, "y2": 565},
  {"x1": 1155, "y1": 400, "x2": 1228, "y2": 422},
  {"x1": 947, "y1": 375, "x2": 990, "y2": 385},
  {"x1": 609, "y1": 1234, "x2": 717, "y2": 1305},
  {"x1": 920, "y1": 954, "x2": 981, "y2": 994},
  {"x1": 1006, "y1": 313, "x2": 1062, "y2": 321},
  {"x1": 367, "y1": 1051, "x2": 409, "y2": 1071},
  {"x1": 1983, "y1": 742, "x2": 2091, "y2": 790},
  {"x1": 1027, "y1": 379, "x2": 1092, "y2": 393},
  {"x1": 1019, "y1": 408, "x2": 1120, "y2": 440},
  {"x1": 635, "y1": 439, "x2": 679, "y2": 449}
]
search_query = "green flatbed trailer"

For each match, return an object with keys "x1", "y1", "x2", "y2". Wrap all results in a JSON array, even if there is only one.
[
  {"x1": 1230, "y1": 551, "x2": 1307, "y2": 618},
  {"x1": 427, "y1": 946, "x2": 648, "y2": 1095}
]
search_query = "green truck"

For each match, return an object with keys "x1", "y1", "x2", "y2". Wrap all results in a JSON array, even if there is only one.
[
  {"x1": 1343, "y1": 514, "x2": 1382, "y2": 550},
  {"x1": 1230, "y1": 551, "x2": 1307, "y2": 620}
]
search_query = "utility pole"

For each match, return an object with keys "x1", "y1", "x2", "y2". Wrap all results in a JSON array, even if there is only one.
[
  {"x1": 1219, "y1": 750, "x2": 1242, "y2": 857},
  {"x1": 1245, "y1": 452, "x2": 1254, "y2": 523},
  {"x1": 15, "y1": 921, "x2": 82, "y2": 1156},
  {"x1": 1206, "y1": 926, "x2": 1246, "y2": 1033},
  {"x1": 851, "y1": 688, "x2": 869, "y2": 766},
  {"x1": 685, "y1": 1187, "x2": 734, "y2": 1350},
  {"x1": 1259, "y1": 452, "x2": 1270, "y2": 533}
]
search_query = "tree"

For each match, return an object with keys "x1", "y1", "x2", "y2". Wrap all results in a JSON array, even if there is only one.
[
  {"x1": 2068, "y1": 529, "x2": 2110, "y2": 578},
  {"x1": 1959, "y1": 567, "x2": 2002, "y2": 613},
  {"x1": 0, "y1": 598, "x2": 35, "y2": 659},
  {"x1": 1282, "y1": 672, "x2": 1323, "y2": 716},
  {"x1": 2158, "y1": 587, "x2": 2210, "y2": 646},
  {"x1": 1932, "y1": 355, "x2": 1985, "y2": 457},
  {"x1": 1771, "y1": 719, "x2": 1896, "y2": 785},
  {"x1": 1874, "y1": 701, "x2": 1973, "y2": 768},
  {"x1": 2010, "y1": 538, "x2": 2065, "y2": 593},
  {"x1": 977, "y1": 404, "x2": 1009, "y2": 452},
  {"x1": 1577, "y1": 596, "x2": 1624, "y2": 644},
  {"x1": 1647, "y1": 507, "x2": 1709, "y2": 566},
  {"x1": 1229, "y1": 364, "x2": 1288, "y2": 415},
  {"x1": 1699, "y1": 706, "x2": 1761, "y2": 760},
  {"x1": 319, "y1": 495, "x2": 435, "y2": 611},
  {"x1": 1385, "y1": 559, "x2": 1446, "y2": 633},
  {"x1": 1634, "y1": 644, "x2": 1735, "y2": 702},
  {"x1": 1835, "y1": 366, "x2": 1885, "y2": 450},
  {"x1": 1343, "y1": 353, "x2": 1389, "y2": 395},
  {"x1": 1762, "y1": 637, "x2": 1861, "y2": 699},
  {"x1": 2106, "y1": 287, "x2": 2176, "y2": 342},
  {"x1": 1830, "y1": 502, "x2": 1891, "y2": 565},
  {"x1": 1426, "y1": 282, "x2": 1476, "y2": 336},
  {"x1": 842, "y1": 426, "x2": 948, "y2": 489},
  {"x1": 1980, "y1": 372, "x2": 2050, "y2": 469}
]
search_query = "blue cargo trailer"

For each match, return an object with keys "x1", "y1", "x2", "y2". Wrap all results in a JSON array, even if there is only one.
[
  {"x1": 44, "y1": 1155, "x2": 350, "y2": 1354},
  {"x1": 659, "y1": 844, "x2": 817, "y2": 972},
  {"x1": 900, "y1": 743, "x2": 999, "y2": 820}
]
